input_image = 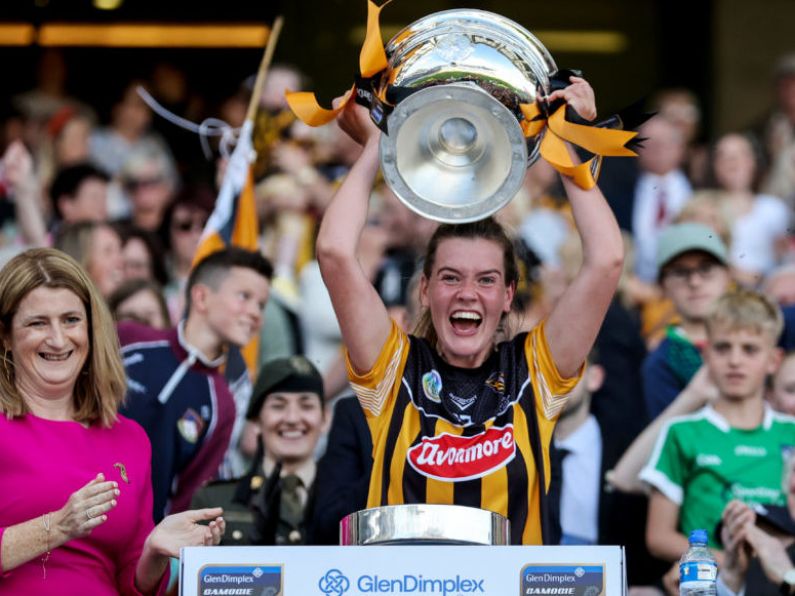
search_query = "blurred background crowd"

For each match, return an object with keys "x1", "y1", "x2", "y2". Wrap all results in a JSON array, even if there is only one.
[{"x1": 3, "y1": 1, "x2": 795, "y2": 594}]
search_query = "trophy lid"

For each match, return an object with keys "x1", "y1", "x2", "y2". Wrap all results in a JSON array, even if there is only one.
[{"x1": 340, "y1": 504, "x2": 511, "y2": 546}]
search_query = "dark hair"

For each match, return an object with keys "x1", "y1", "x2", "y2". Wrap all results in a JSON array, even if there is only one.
[
  {"x1": 116, "y1": 223, "x2": 169, "y2": 286},
  {"x1": 422, "y1": 218, "x2": 519, "y2": 285},
  {"x1": 510, "y1": 238, "x2": 543, "y2": 313},
  {"x1": 157, "y1": 183, "x2": 216, "y2": 252},
  {"x1": 49, "y1": 162, "x2": 110, "y2": 219},
  {"x1": 708, "y1": 131, "x2": 767, "y2": 193},
  {"x1": 107, "y1": 278, "x2": 171, "y2": 328},
  {"x1": 414, "y1": 217, "x2": 519, "y2": 343},
  {"x1": 185, "y1": 247, "x2": 273, "y2": 312}
]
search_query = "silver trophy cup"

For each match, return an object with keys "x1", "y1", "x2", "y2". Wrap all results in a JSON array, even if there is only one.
[
  {"x1": 373, "y1": 9, "x2": 557, "y2": 223},
  {"x1": 340, "y1": 504, "x2": 510, "y2": 545}
]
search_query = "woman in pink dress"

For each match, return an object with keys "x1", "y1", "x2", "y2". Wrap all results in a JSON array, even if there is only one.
[{"x1": 0, "y1": 248, "x2": 225, "y2": 595}]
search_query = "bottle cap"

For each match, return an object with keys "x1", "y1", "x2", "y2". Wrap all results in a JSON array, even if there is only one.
[{"x1": 689, "y1": 529, "x2": 708, "y2": 544}]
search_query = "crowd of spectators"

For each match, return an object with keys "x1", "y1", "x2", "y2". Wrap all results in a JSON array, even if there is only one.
[{"x1": 4, "y1": 48, "x2": 795, "y2": 595}]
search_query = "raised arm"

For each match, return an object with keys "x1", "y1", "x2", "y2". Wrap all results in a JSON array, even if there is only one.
[
  {"x1": 3, "y1": 140, "x2": 48, "y2": 248},
  {"x1": 543, "y1": 77, "x2": 625, "y2": 378},
  {"x1": 315, "y1": 101, "x2": 392, "y2": 374}
]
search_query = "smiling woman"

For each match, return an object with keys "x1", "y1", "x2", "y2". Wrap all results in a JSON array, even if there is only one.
[
  {"x1": 10, "y1": 286, "x2": 90, "y2": 409},
  {"x1": 413, "y1": 226, "x2": 518, "y2": 368},
  {"x1": 191, "y1": 355, "x2": 327, "y2": 546},
  {"x1": 315, "y1": 78, "x2": 624, "y2": 545},
  {"x1": 0, "y1": 248, "x2": 225, "y2": 594}
]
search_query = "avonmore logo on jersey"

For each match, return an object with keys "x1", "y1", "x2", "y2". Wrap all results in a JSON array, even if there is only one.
[{"x1": 407, "y1": 425, "x2": 516, "y2": 481}]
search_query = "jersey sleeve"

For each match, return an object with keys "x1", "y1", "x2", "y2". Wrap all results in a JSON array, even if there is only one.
[
  {"x1": 525, "y1": 321, "x2": 585, "y2": 423},
  {"x1": 345, "y1": 320, "x2": 409, "y2": 419},
  {"x1": 639, "y1": 420, "x2": 686, "y2": 505}
]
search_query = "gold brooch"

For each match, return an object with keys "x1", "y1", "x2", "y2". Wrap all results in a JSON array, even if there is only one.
[{"x1": 114, "y1": 462, "x2": 129, "y2": 484}]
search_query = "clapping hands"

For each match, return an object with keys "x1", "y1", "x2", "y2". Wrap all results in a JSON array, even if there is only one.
[
  {"x1": 719, "y1": 499, "x2": 795, "y2": 590},
  {"x1": 56, "y1": 473, "x2": 120, "y2": 540},
  {"x1": 146, "y1": 508, "x2": 226, "y2": 558}
]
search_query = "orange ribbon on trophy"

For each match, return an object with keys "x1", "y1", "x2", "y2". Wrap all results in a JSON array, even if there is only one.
[
  {"x1": 285, "y1": 0, "x2": 390, "y2": 127},
  {"x1": 285, "y1": 0, "x2": 642, "y2": 191},
  {"x1": 520, "y1": 101, "x2": 639, "y2": 190}
]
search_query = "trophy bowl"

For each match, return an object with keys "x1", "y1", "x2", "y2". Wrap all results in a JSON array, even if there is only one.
[
  {"x1": 340, "y1": 504, "x2": 511, "y2": 545},
  {"x1": 374, "y1": 9, "x2": 557, "y2": 223}
]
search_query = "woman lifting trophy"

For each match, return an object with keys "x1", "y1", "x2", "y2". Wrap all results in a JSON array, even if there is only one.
[{"x1": 291, "y1": 4, "x2": 638, "y2": 544}]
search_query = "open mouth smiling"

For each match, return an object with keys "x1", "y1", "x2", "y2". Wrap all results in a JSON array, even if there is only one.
[
  {"x1": 278, "y1": 429, "x2": 307, "y2": 439},
  {"x1": 450, "y1": 311, "x2": 482, "y2": 333},
  {"x1": 39, "y1": 351, "x2": 73, "y2": 361}
]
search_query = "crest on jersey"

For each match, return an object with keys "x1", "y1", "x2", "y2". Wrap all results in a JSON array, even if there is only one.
[
  {"x1": 177, "y1": 408, "x2": 205, "y2": 444},
  {"x1": 422, "y1": 370, "x2": 443, "y2": 403}
]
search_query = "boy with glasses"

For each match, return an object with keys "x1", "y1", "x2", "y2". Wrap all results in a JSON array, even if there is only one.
[{"x1": 642, "y1": 222, "x2": 732, "y2": 419}]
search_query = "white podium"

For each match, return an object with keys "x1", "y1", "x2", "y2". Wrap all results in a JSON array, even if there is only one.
[{"x1": 180, "y1": 544, "x2": 627, "y2": 595}]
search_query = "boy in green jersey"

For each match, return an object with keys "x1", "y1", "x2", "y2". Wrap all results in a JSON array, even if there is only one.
[{"x1": 641, "y1": 288, "x2": 795, "y2": 564}]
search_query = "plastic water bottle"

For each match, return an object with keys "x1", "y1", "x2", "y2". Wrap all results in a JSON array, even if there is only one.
[{"x1": 679, "y1": 529, "x2": 718, "y2": 595}]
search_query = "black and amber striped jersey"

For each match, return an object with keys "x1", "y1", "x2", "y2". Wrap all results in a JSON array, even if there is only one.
[{"x1": 346, "y1": 320, "x2": 582, "y2": 544}]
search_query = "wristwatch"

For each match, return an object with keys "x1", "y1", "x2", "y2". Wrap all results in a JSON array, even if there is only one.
[{"x1": 779, "y1": 568, "x2": 795, "y2": 595}]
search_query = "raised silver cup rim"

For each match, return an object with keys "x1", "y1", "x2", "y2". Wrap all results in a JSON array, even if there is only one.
[{"x1": 380, "y1": 83, "x2": 529, "y2": 224}]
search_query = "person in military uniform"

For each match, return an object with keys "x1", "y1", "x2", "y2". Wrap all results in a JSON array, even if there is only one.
[{"x1": 190, "y1": 355, "x2": 327, "y2": 545}]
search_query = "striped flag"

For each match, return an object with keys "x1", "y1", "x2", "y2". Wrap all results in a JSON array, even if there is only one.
[
  {"x1": 193, "y1": 119, "x2": 259, "y2": 265},
  {"x1": 192, "y1": 16, "x2": 282, "y2": 480},
  {"x1": 192, "y1": 118, "x2": 260, "y2": 377}
]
